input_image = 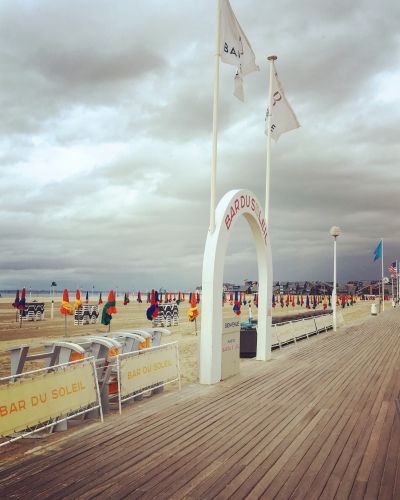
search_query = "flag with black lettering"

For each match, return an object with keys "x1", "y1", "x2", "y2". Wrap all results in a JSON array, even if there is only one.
[
  {"x1": 220, "y1": 0, "x2": 259, "y2": 101},
  {"x1": 264, "y1": 61, "x2": 300, "y2": 141}
]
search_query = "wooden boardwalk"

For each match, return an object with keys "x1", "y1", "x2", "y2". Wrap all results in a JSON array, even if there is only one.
[{"x1": 1, "y1": 308, "x2": 399, "y2": 499}]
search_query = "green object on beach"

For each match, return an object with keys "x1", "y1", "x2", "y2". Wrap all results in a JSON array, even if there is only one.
[{"x1": 101, "y1": 301, "x2": 115, "y2": 325}]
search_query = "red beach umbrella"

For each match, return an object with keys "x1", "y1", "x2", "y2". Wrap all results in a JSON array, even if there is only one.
[
  {"x1": 60, "y1": 289, "x2": 73, "y2": 315},
  {"x1": 60, "y1": 289, "x2": 73, "y2": 337},
  {"x1": 188, "y1": 290, "x2": 200, "y2": 331},
  {"x1": 74, "y1": 289, "x2": 83, "y2": 310}
]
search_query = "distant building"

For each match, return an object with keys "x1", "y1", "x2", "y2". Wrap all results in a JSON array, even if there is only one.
[{"x1": 196, "y1": 278, "x2": 396, "y2": 297}]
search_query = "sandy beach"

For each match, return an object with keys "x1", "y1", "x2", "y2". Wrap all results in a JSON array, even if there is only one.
[{"x1": 0, "y1": 295, "x2": 384, "y2": 382}]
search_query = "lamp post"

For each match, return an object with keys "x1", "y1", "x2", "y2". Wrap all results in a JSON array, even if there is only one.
[{"x1": 330, "y1": 226, "x2": 341, "y2": 331}]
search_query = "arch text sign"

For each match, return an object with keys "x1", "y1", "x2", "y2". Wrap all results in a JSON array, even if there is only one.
[{"x1": 199, "y1": 189, "x2": 273, "y2": 385}]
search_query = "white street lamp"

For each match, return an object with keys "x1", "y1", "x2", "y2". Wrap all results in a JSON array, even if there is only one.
[{"x1": 330, "y1": 226, "x2": 341, "y2": 331}]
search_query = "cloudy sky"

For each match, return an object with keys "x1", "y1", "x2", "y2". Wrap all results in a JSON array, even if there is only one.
[{"x1": 1, "y1": 0, "x2": 400, "y2": 293}]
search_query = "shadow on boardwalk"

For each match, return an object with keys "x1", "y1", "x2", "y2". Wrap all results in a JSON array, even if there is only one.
[{"x1": 1, "y1": 309, "x2": 399, "y2": 499}]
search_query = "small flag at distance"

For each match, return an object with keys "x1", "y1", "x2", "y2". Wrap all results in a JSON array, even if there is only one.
[
  {"x1": 388, "y1": 262, "x2": 398, "y2": 276},
  {"x1": 373, "y1": 240, "x2": 382, "y2": 261},
  {"x1": 264, "y1": 61, "x2": 300, "y2": 141},
  {"x1": 220, "y1": 0, "x2": 259, "y2": 102}
]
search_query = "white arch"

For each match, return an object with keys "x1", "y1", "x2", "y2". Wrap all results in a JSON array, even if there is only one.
[{"x1": 199, "y1": 189, "x2": 273, "y2": 385}]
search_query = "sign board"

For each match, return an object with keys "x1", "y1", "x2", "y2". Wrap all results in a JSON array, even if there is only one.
[
  {"x1": 0, "y1": 362, "x2": 98, "y2": 438},
  {"x1": 221, "y1": 317, "x2": 240, "y2": 380},
  {"x1": 199, "y1": 189, "x2": 273, "y2": 385},
  {"x1": 119, "y1": 343, "x2": 179, "y2": 396}
]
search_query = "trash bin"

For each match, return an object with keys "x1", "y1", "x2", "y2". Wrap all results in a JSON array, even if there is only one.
[{"x1": 371, "y1": 304, "x2": 377, "y2": 315}]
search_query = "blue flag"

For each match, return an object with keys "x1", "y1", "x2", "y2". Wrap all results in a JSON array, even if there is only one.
[{"x1": 373, "y1": 240, "x2": 382, "y2": 261}]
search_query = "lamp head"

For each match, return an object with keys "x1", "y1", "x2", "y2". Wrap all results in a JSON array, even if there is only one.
[{"x1": 330, "y1": 226, "x2": 341, "y2": 238}]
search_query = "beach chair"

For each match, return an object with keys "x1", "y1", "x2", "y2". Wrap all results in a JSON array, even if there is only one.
[
  {"x1": 5, "y1": 342, "x2": 86, "y2": 380},
  {"x1": 100, "y1": 331, "x2": 147, "y2": 354}
]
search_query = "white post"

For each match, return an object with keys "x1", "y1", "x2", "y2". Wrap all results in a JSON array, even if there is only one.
[
  {"x1": 265, "y1": 55, "x2": 277, "y2": 226},
  {"x1": 381, "y1": 238, "x2": 384, "y2": 311},
  {"x1": 333, "y1": 236, "x2": 337, "y2": 331},
  {"x1": 330, "y1": 226, "x2": 341, "y2": 331},
  {"x1": 210, "y1": 0, "x2": 221, "y2": 235},
  {"x1": 391, "y1": 276, "x2": 394, "y2": 305}
]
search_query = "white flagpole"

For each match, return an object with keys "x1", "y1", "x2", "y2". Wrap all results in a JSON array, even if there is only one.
[
  {"x1": 381, "y1": 238, "x2": 384, "y2": 311},
  {"x1": 265, "y1": 55, "x2": 277, "y2": 226},
  {"x1": 210, "y1": 0, "x2": 221, "y2": 235}
]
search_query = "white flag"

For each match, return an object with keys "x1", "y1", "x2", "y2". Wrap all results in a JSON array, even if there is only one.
[
  {"x1": 220, "y1": 0, "x2": 259, "y2": 101},
  {"x1": 265, "y1": 62, "x2": 300, "y2": 141},
  {"x1": 233, "y1": 70, "x2": 244, "y2": 101}
]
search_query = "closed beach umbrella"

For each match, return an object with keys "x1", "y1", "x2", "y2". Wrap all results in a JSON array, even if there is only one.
[
  {"x1": 137, "y1": 291, "x2": 142, "y2": 303},
  {"x1": 146, "y1": 289, "x2": 159, "y2": 321},
  {"x1": 12, "y1": 290, "x2": 20, "y2": 308},
  {"x1": 18, "y1": 287, "x2": 27, "y2": 312},
  {"x1": 17, "y1": 288, "x2": 27, "y2": 327},
  {"x1": 60, "y1": 289, "x2": 73, "y2": 315},
  {"x1": 101, "y1": 290, "x2": 117, "y2": 327},
  {"x1": 306, "y1": 295, "x2": 310, "y2": 309},
  {"x1": 85, "y1": 291, "x2": 89, "y2": 304},
  {"x1": 74, "y1": 289, "x2": 83, "y2": 310},
  {"x1": 291, "y1": 295, "x2": 295, "y2": 307},
  {"x1": 60, "y1": 289, "x2": 73, "y2": 336},
  {"x1": 187, "y1": 291, "x2": 200, "y2": 333},
  {"x1": 98, "y1": 292, "x2": 103, "y2": 304},
  {"x1": 323, "y1": 295, "x2": 327, "y2": 310},
  {"x1": 272, "y1": 294, "x2": 276, "y2": 308},
  {"x1": 233, "y1": 290, "x2": 241, "y2": 316}
]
